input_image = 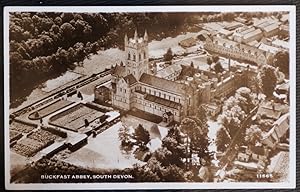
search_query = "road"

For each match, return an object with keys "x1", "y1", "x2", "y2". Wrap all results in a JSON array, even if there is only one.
[{"x1": 11, "y1": 69, "x2": 111, "y2": 118}]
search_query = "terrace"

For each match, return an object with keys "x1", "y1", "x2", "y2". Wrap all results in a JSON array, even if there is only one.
[{"x1": 28, "y1": 99, "x2": 74, "y2": 120}]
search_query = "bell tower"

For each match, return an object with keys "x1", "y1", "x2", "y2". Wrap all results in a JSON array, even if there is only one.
[{"x1": 124, "y1": 30, "x2": 149, "y2": 80}]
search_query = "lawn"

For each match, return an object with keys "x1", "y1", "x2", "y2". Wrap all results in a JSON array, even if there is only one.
[
  {"x1": 28, "y1": 99, "x2": 74, "y2": 120},
  {"x1": 42, "y1": 71, "x2": 82, "y2": 93},
  {"x1": 148, "y1": 31, "x2": 203, "y2": 59},
  {"x1": 49, "y1": 104, "x2": 104, "y2": 131},
  {"x1": 63, "y1": 122, "x2": 143, "y2": 170}
]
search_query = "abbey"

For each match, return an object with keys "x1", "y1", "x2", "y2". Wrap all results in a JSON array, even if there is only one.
[{"x1": 110, "y1": 30, "x2": 249, "y2": 122}]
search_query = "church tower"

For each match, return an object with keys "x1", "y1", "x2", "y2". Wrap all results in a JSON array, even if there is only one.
[{"x1": 124, "y1": 30, "x2": 149, "y2": 80}]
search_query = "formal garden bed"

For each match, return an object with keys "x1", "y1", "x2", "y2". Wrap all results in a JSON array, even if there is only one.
[
  {"x1": 12, "y1": 129, "x2": 60, "y2": 157},
  {"x1": 9, "y1": 130, "x2": 23, "y2": 143},
  {"x1": 10, "y1": 121, "x2": 36, "y2": 134},
  {"x1": 49, "y1": 103, "x2": 104, "y2": 132}
]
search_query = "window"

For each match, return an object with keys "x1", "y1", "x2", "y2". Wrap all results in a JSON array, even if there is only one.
[
  {"x1": 144, "y1": 52, "x2": 146, "y2": 59},
  {"x1": 128, "y1": 53, "x2": 130, "y2": 60},
  {"x1": 133, "y1": 53, "x2": 136, "y2": 61},
  {"x1": 124, "y1": 89, "x2": 126, "y2": 93},
  {"x1": 139, "y1": 53, "x2": 142, "y2": 61}
]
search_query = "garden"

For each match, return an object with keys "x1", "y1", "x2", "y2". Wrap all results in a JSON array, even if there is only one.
[
  {"x1": 12, "y1": 129, "x2": 59, "y2": 157},
  {"x1": 10, "y1": 121, "x2": 36, "y2": 133},
  {"x1": 49, "y1": 103, "x2": 104, "y2": 131}
]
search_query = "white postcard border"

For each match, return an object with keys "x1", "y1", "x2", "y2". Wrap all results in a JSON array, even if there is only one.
[{"x1": 4, "y1": 5, "x2": 296, "y2": 190}]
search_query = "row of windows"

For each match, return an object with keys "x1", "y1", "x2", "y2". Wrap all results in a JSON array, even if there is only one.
[
  {"x1": 212, "y1": 40, "x2": 262, "y2": 56},
  {"x1": 135, "y1": 99, "x2": 178, "y2": 116},
  {"x1": 135, "y1": 86, "x2": 181, "y2": 103},
  {"x1": 128, "y1": 52, "x2": 147, "y2": 61},
  {"x1": 114, "y1": 96, "x2": 128, "y2": 103}
]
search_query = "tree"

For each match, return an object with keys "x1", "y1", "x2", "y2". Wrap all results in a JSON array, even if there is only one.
[
  {"x1": 133, "y1": 124, "x2": 150, "y2": 147},
  {"x1": 273, "y1": 51, "x2": 289, "y2": 78},
  {"x1": 259, "y1": 66, "x2": 277, "y2": 98},
  {"x1": 212, "y1": 55, "x2": 220, "y2": 63},
  {"x1": 214, "y1": 61, "x2": 224, "y2": 74},
  {"x1": 119, "y1": 125, "x2": 133, "y2": 151},
  {"x1": 161, "y1": 164, "x2": 187, "y2": 182},
  {"x1": 245, "y1": 125, "x2": 262, "y2": 145},
  {"x1": 216, "y1": 127, "x2": 231, "y2": 152},
  {"x1": 179, "y1": 117, "x2": 211, "y2": 168},
  {"x1": 207, "y1": 57, "x2": 213, "y2": 66},
  {"x1": 163, "y1": 47, "x2": 173, "y2": 62},
  {"x1": 161, "y1": 135, "x2": 185, "y2": 167}
]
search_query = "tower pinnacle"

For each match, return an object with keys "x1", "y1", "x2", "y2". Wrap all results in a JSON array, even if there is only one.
[
  {"x1": 144, "y1": 30, "x2": 148, "y2": 42},
  {"x1": 134, "y1": 29, "x2": 138, "y2": 42},
  {"x1": 124, "y1": 33, "x2": 128, "y2": 46}
]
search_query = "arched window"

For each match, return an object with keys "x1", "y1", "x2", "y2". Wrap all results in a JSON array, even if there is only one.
[
  {"x1": 128, "y1": 53, "x2": 130, "y2": 60},
  {"x1": 133, "y1": 53, "x2": 136, "y2": 61},
  {"x1": 139, "y1": 53, "x2": 142, "y2": 61}
]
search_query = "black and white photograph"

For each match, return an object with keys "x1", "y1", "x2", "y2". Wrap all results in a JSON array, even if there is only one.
[{"x1": 4, "y1": 5, "x2": 296, "y2": 190}]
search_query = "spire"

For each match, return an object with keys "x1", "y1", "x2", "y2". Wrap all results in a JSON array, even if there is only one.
[
  {"x1": 124, "y1": 33, "x2": 128, "y2": 46},
  {"x1": 134, "y1": 29, "x2": 138, "y2": 42},
  {"x1": 144, "y1": 30, "x2": 148, "y2": 42}
]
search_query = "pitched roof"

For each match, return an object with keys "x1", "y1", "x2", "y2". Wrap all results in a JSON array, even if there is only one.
[
  {"x1": 250, "y1": 146, "x2": 266, "y2": 156},
  {"x1": 243, "y1": 29, "x2": 262, "y2": 40},
  {"x1": 123, "y1": 74, "x2": 137, "y2": 85},
  {"x1": 144, "y1": 94, "x2": 181, "y2": 109},
  {"x1": 257, "y1": 101, "x2": 289, "y2": 119},
  {"x1": 139, "y1": 73, "x2": 186, "y2": 95},
  {"x1": 111, "y1": 65, "x2": 126, "y2": 77},
  {"x1": 263, "y1": 23, "x2": 279, "y2": 33},
  {"x1": 156, "y1": 64, "x2": 182, "y2": 79}
]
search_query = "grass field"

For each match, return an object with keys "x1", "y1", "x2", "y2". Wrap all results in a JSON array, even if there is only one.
[{"x1": 28, "y1": 99, "x2": 74, "y2": 120}]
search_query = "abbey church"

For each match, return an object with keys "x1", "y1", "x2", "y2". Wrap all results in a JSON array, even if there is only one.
[
  {"x1": 110, "y1": 30, "x2": 249, "y2": 122},
  {"x1": 110, "y1": 30, "x2": 196, "y2": 122}
]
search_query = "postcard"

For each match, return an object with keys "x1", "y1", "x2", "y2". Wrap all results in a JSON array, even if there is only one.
[{"x1": 4, "y1": 5, "x2": 296, "y2": 190}]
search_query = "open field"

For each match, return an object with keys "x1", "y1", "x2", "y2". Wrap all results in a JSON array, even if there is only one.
[
  {"x1": 49, "y1": 104, "x2": 104, "y2": 131},
  {"x1": 28, "y1": 99, "x2": 74, "y2": 120},
  {"x1": 42, "y1": 71, "x2": 82, "y2": 93}
]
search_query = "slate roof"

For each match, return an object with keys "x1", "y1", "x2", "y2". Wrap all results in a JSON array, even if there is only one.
[
  {"x1": 257, "y1": 101, "x2": 289, "y2": 119},
  {"x1": 139, "y1": 73, "x2": 186, "y2": 95},
  {"x1": 123, "y1": 74, "x2": 137, "y2": 85},
  {"x1": 156, "y1": 64, "x2": 182, "y2": 79},
  {"x1": 243, "y1": 29, "x2": 262, "y2": 40},
  {"x1": 144, "y1": 94, "x2": 181, "y2": 109},
  {"x1": 111, "y1": 65, "x2": 126, "y2": 77},
  {"x1": 264, "y1": 23, "x2": 279, "y2": 33}
]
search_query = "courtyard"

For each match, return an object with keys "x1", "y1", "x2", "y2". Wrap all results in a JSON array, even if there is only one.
[{"x1": 63, "y1": 122, "x2": 143, "y2": 170}]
